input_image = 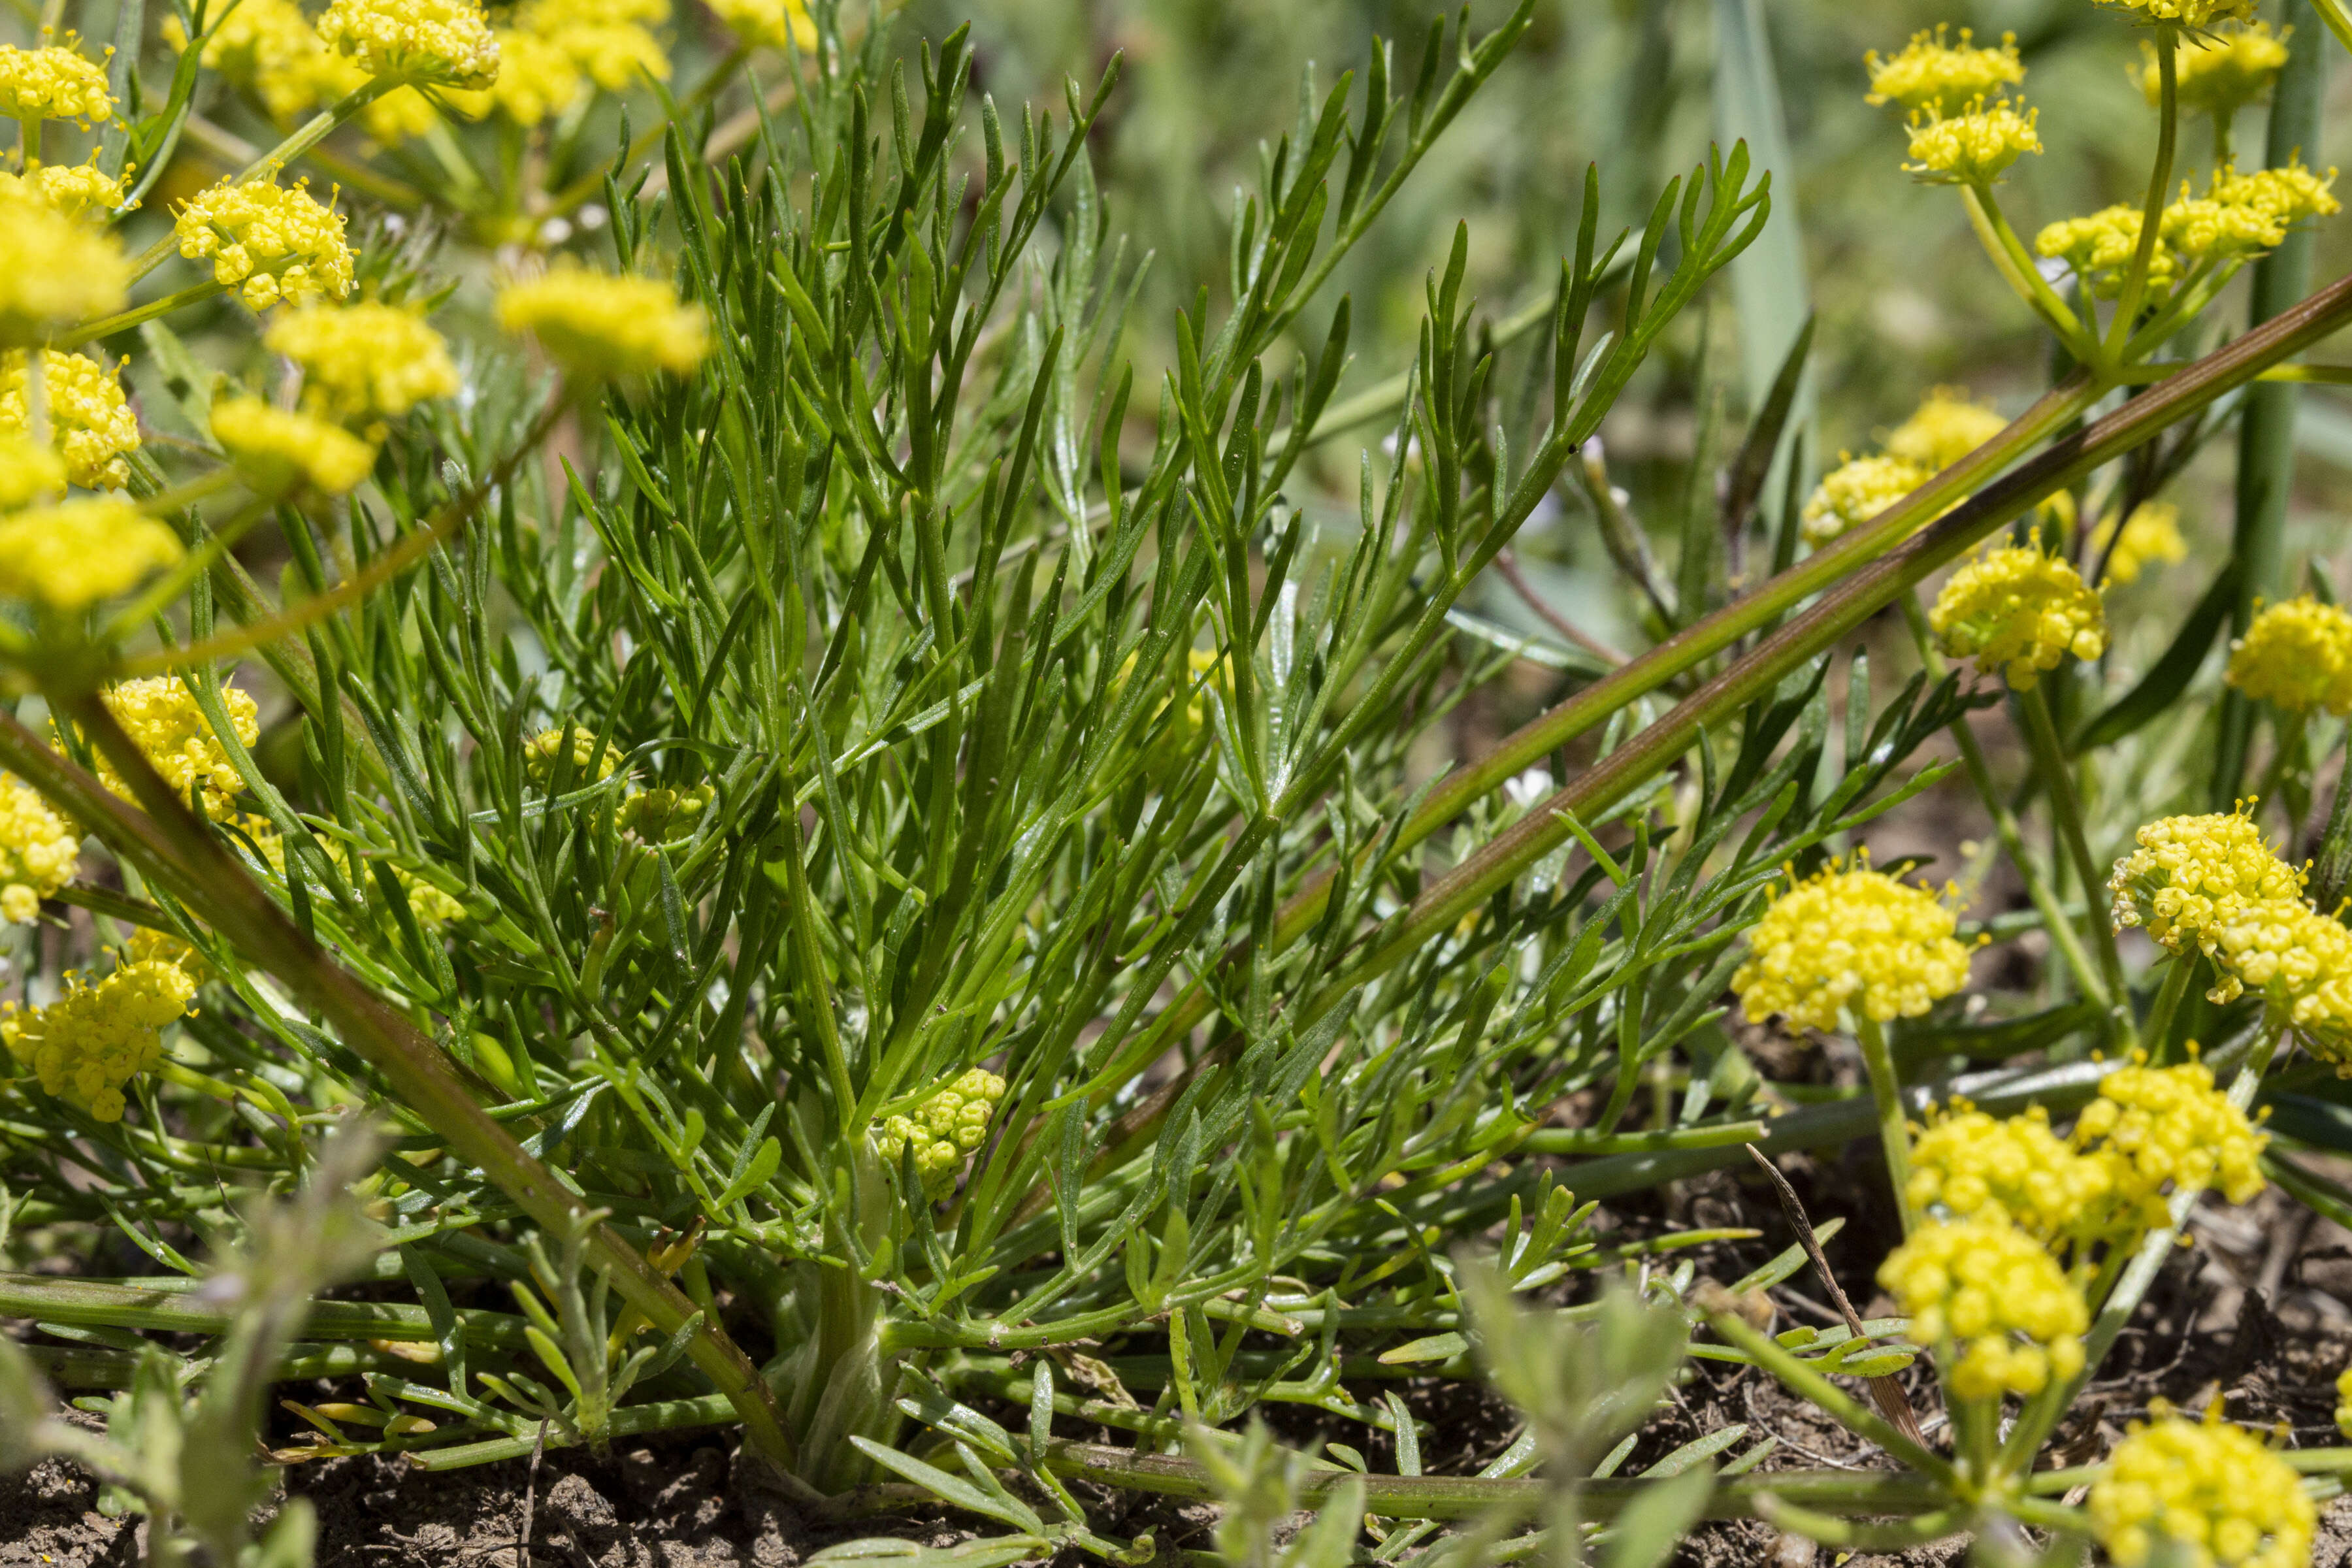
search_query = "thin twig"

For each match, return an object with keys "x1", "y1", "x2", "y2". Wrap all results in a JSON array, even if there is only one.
[
  {"x1": 1743, "y1": 1145, "x2": 1933, "y2": 1452},
  {"x1": 518, "y1": 1417, "x2": 549, "y2": 1568},
  {"x1": 1493, "y1": 550, "x2": 1627, "y2": 665}
]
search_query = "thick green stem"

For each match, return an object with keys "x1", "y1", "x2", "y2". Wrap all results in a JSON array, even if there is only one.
[
  {"x1": 0, "y1": 702, "x2": 807, "y2": 1487},
  {"x1": 2016, "y1": 682, "x2": 2131, "y2": 1036},
  {"x1": 1854, "y1": 1015, "x2": 1914, "y2": 1234}
]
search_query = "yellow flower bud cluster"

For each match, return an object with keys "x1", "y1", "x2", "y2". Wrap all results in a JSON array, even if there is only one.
[
  {"x1": 1865, "y1": 27, "x2": 2023, "y2": 116},
  {"x1": 2225, "y1": 595, "x2": 2352, "y2": 716},
  {"x1": 1876, "y1": 1218, "x2": 2087, "y2": 1401},
  {"x1": 174, "y1": 177, "x2": 356, "y2": 311},
  {"x1": 495, "y1": 265, "x2": 710, "y2": 380},
  {"x1": 211, "y1": 396, "x2": 378, "y2": 498},
  {"x1": 0, "y1": 773, "x2": 78, "y2": 925},
  {"x1": 165, "y1": 0, "x2": 436, "y2": 144},
  {"x1": 2, "y1": 350, "x2": 142, "y2": 490},
  {"x1": 2038, "y1": 162, "x2": 2340, "y2": 301},
  {"x1": 2099, "y1": 0, "x2": 2257, "y2": 26},
  {"x1": 704, "y1": 0, "x2": 815, "y2": 53},
  {"x1": 122, "y1": 926, "x2": 213, "y2": 981},
  {"x1": 617, "y1": 782, "x2": 713, "y2": 845},
  {"x1": 2108, "y1": 806, "x2": 2306, "y2": 958},
  {"x1": 1929, "y1": 535, "x2": 2107, "y2": 690},
  {"x1": 524, "y1": 725, "x2": 627, "y2": 787},
  {"x1": 0, "y1": 180, "x2": 129, "y2": 347},
  {"x1": 1903, "y1": 97, "x2": 2042, "y2": 186},
  {"x1": 0, "y1": 500, "x2": 184, "y2": 612},
  {"x1": 1732, "y1": 862, "x2": 1974, "y2": 1032},
  {"x1": 264, "y1": 301, "x2": 461, "y2": 424},
  {"x1": 449, "y1": 0, "x2": 669, "y2": 125},
  {"x1": 82, "y1": 677, "x2": 261, "y2": 819},
  {"x1": 875, "y1": 1069, "x2": 1008, "y2": 1199},
  {"x1": 2140, "y1": 24, "x2": 2290, "y2": 119},
  {"x1": 316, "y1": 0, "x2": 502, "y2": 89},
  {"x1": 2208, "y1": 898, "x2": 2352, "y2": 1057},
  {"x1": 2088, "y1": 1406, "x2": 2312, "y2": 1568},
  {"x1": 2, "y1": 955, "x2": 197, "y2": 1122},
  {"x1": 1906, "y1": 1103, "x2": 2112, "y2": 1243},
  {"x1": 2075, "y1": 1056, "x2": 2267, "y2": 1213},
  {"x1": 2091, "y1": 501, "x2": 2187, "y2": 587},
  {"x1": 0, "y1": 41, "x2": 114, "y2": 123},
  {"x1": 5, "y1": 155, "x2": 133, "y2": 220},
  {"x1": 1800, "y1": 389, "x2": 2005, "y2": 547}
]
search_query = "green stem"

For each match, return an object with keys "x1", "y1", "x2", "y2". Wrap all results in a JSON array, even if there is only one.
[
  {"x1": 2105, "y1": 24, "x2": 2178, "y2": 366},
  {"x1": 1854, "y1": 1016, "x2": 1915, "y2": 1233},
  {"x1": 2016, "y1": 681, "x2": 2131, "y2": 1039},
  {"x1": 54, "y1": 280, "x2": 229, "y2": 350},
  {"x1": 1963, "y1": 184, "x2": 2093, "y2": 359},
  {"x1": 1702, "y1": 1311, "x2": 1957, "y2": 1482},
  {"x1": 1901, "y1": 595, "x2": 2108, "y2": 1010},
  {"x1": 2142, "y1": 953, "x2": 2197, "y2": 1054}
]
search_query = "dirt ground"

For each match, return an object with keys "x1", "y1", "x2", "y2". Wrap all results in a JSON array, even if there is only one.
[{"x1": 8, "y1": 1137, "x2": 2352, "y2": 1567}]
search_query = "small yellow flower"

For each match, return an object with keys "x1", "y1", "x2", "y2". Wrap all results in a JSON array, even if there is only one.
[
  {"x1": 1865, "y1": 27, "x2": 2023, "y2": 116},
  {"x1": 12, "y1": 155, "x2": 133, "y2": 219},
  {"x1": 2108, "y1": 806, "x2": 2306, "y2": 958},
  {"x1": 1904, "y1": 97, "x2": 2042, "y2": 185},
  {"x1": 2164, "y1": 161, "x2": 2342, "y2": 265},
  {"x1": 703, "y1": 0, "x2": 814, "y2": 53},
  {"x1": 2, "y1": 350, "x2": 142, "y2": 490},
  {"x1": 1801, "y1": 453, "x2": 1927, "y2": 547},
  {"x1": 82, "y1": 677, "x2": 261, "y2": 819},
  {"x1": 263, "y1": 301, "x2": 461, "y2": 423},
  {"x1": 1877, "y1": 1218, "x2": 2087, "y2": 1401},
  {"x1": 122, "y1": 926, "x2": 212, "y2": 981},
  {"x1": 1883, "y1": 387, "x2": 2008, "y2": 472},
  {"x1": 495, "y1": 264, "x2": 710, "y2": 378},
  {"x1": 2088, "y1": 1405, "x2": 2311, "y2": 1568},
  {"x1": 446, "y1": 27, "x2": 582, "y2": 123},
  {"x1": 1733, "y1": 860, "x2": 1974, "y2": 1032},
  {"x1": 2225, "y1": 595, "x2": 2352, "y2": 715},
  {"x1": 1, "y1": 955, "x2": 197, "y2": 1121},
  {"x1": 2139, "y1": 23, "x2": 2290, "y2": 118},
  {"x1": 0, "y1": 431, "x2": 65, "y2": 508},
  {"x1": 2090, "y1": 500, "x2": 2187, "y2": 587},
  {"x1": 1929, "y1": 535, "x2": 2107, "y2": 689},
  {"x1": 1907, "y1": 1102, "x2": 2114, "y2": 1243},
  {"x1": 523, "y1": 725, "x2": 627, "y2": 786},
  {"x1": 173, "y1": 177, "x2": 356, "y2": 310},
  {"x1": 875, "y1": 1068, "x2": 1007, "y2": 1198},
  {"x1": 316, "y1": 0, "x2": 502, "y2": 88},
  {"x1": 0, "y1": 773, "x2": 79, "y2": 925},
  {"x1": 0, "y1": 499, "x2": 183, "y2": 612},
  {"x1": 211, "y1": 395, "x2": 379, "y2": 497},
  {"x1": 0, "y1": 41, "x2": 114, "y2": 123},
  {"x1": 2036, "y1": 206, "x2": 2182, "y2": 301},
  {"x1": 0, "y1": 182, "x2": 130, "y2": 347},
  {"x1": 2074, "y1": 1056, "x2": 2267, "y2": 1215},
  {"x1": 2209, "y1": 897, "x2": 2352, "y2": 1057}
]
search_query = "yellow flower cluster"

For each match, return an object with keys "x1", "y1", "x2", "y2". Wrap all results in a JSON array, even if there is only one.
[
  {"x1": 523, "y1": 725, "x2": 627, "y2": 786},
  {"x1": 875, "y1": 1069, "x2": 1008, "y2": 1199},
  {"x1": 2076, "y1": 1056, "x2": 2267, "y2": 1212},
  {"x1": 0, "y1": 432, "x2": 63, "y2": 509},
  {"x1": 0, "y1": 500, "x2": 183, "y2": 612},
  {"x1": 495, "y1": 265, "x2": 710, "y2": 379},
  {"x1": 264, "y1": 301, "x2": 461, "y2": 423},
  {"x1": 2108, "y1": 806, "x2": 2306, "y2": 957},
  {"x1": 1865, "y1": 27, "x2": 2023, "y2": 115},
  {"x1": 212, "y1": 396, "x2": 378, "y2": 497},
  {"x1": 2091, "y1": 501, "x2": 2188, "y2": 587},
  {"x1": 1929, "y1": 536, "x2": 2108, "y2": 689},
  {"x1": 2039, "y1": 163, "x2": 2340, "y2": 301},
  {"x1": 1800, "y1": 389, "x2": 2005, "y2": 547},
  {"x1": 617, "y1": 782, "x2": 713, "y2": 843},
  {"x1": 1904, "y1": 97, "x2": 2042, "y2": 186},
  {"x1": 1733, "y1": 862, "x2": 1974, "y2": 1032},
  {"x1": 2036, "y1": 206, "x2": 2176, "y2": 301},
  {"x1": 1907, "y1": 1103, "x2": 2112, "y2": 1242},
  {"x1": 316, "y1": 0, "x2": 502, "y2": 89},
  {"x1": 2226, "y1": 595, "x2": 2352, "y2": 716},
  {"x1": 0, "y1": 773, "x2": 78, "y2": 925},
  {"x1": 0, "y1": 182, "x2": 129, "y2": 347},
  {"x1": 0, "y1": 41, "x2": 114, "y2": 123},
  {"x1": 1, "y1": 955, "x2": 197, "y2": 1121},
  {"x1": 704, "y1": 0, "x2": 815, "y2": 53},
  {"x1": 87, "y1": 678, "x2": 261, "y2": 819},
  {"x1": 2099, "y1": 0, "x2": 2257, "y2": 25},
  {"x1": 450, "y1": 0, "x2": 668, "y2": 125},
  {"x1": 1, "y1": 350, "x2": 142, "y2": 489},
  {"x1": 123, "y1": 926, "x2": 211, "y2": 980},
  {"x1": 2089, "y1": 1407, "x2": 2312, "y2": 1568},
  {"x1": 2141, "y1": 24, "x2": 2290, "y2": 118},
  {"x1": 6, "y1": 155, "x2": 133, "y2": 219},
  {"x1": 2208, "y1": 898, "x2": 2352, "y2": 1056},
  {"x1": 174, "y1": 177, "x2": 356, "y2": 311},
  {"x1": 166, "y1": 0, "x2": 437, "y2": 144},
  {"x1": 1876, "y1": 1218, "x2": 2087, "y2": 1401}
]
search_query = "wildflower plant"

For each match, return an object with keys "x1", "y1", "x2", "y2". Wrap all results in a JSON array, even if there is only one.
[{"x1": 5, "y1": 0, "x2": 2352, "y2": 1562}]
